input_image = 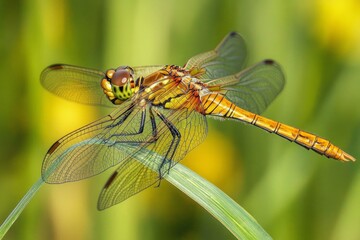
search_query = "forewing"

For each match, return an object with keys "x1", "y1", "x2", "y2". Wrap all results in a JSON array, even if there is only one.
[
  {"x1": 42, "y1": 100, "x2": 156, "y2": 183},
  {"x1": 98, "y1": 103, "x2": 208, "y2": 209},
  {"x1": 41, "y1": 64, "x2": 115, "y2": 107},
  {"x1": 185, "y1": 32, "x2": 247, "y2": 80},
  {"x1": 207, "y1": 60, "x2": 285, "y2": 114},
  {"x1": 41, "y1": 64, "x2": 163, "y2": 107}
]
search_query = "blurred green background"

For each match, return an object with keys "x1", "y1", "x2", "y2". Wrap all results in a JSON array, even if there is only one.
[{"x1": 1, "y1": 0, "x2": 360, "y2": 239}]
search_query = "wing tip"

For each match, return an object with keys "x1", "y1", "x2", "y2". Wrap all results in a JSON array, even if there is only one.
[
  {"x1": 47, "y1": 64, "x2": 66, "y2": 70},
  {"x1": 103, "y1": 171, "x2": 119, "y2": 189},
  {"x1": 262, "y1": 59, "x2": 284, "y2": 74},
  {"x1": 263, "y1": 59, "x2": 275, "y2": 65},
  {"x1": 40, "y1": 64, "x2": 66, "y2": 84},
  {"x1": 47, "y1": 141, "x2": 61, "y2": 155},
  {"x1": 229, "y1": 31, "x2": 239, "y2": 37}
]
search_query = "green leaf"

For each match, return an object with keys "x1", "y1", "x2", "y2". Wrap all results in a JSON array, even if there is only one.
[
  {"x1": 165, "y1": 163, "x2": 272, "y2": 239},
  {"x1": 115, "y1": 142, "x2": 271, "y2": 239},
  {"x1": 0, "y1": 178, "x2": 44, "y2": 239}
]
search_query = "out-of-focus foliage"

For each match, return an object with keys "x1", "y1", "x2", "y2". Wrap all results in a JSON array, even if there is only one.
[{"x1": 0, "y1": 0, "x2": 359, "y2": 239}]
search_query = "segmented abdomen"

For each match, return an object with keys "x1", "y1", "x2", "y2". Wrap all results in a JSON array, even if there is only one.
[{"x1": 201, "y1": 93, "x2": 355, "y2": 162}]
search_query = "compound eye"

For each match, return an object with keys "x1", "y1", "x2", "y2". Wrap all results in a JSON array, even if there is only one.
[{"x1": 111, "y1": 68, "x2": 131, "y2": 86}]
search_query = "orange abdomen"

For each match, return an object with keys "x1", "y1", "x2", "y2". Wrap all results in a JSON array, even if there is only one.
[{"x1": 201, "y1": 93, "x2": 355, "y2": 162}]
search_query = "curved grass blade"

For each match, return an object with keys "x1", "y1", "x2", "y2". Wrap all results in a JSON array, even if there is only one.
[
  {"x1": 115, "y1": 143, "x2": 271, "y2": 239},
  {"x1": 165, "y1": 164, "x2": 271, "y2": 239},
  {"x1": 0, "y1": 178, "x2": 44, "y2": 239},
  {"x1": 1, "y1": 138, "x2": 271, "y2": 240}
]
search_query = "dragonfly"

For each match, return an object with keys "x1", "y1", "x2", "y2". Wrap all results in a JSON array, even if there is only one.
[{"x1": 41, "y1": 32, "x2": 355, "y2": 210}]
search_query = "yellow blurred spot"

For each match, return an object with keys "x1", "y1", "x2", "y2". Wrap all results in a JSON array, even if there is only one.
[
  {"x1": 41, "y1": 95, "x2": 98, "y2": 239},
  {"x1": 315, "y1": 0, "x2": 360, "y2": 56},
  {"x1": 184, "y1": 128, "x2": 241, "y2": 192},
  {"x1": 48, "y1": 182, "x2": 90, "y2": 240},
  {"x1": 41, "y1": 93, "x2": 98, "y2": 141}
]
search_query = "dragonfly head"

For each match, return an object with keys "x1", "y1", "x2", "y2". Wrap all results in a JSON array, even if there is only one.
[{"x1": 101, "y1": 66, "x2": 135, "y2": 104}]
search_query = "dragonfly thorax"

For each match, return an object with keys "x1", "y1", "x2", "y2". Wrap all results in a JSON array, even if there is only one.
[{"x1": 101, "y1": 66, "x2": 135, "y2": 105}]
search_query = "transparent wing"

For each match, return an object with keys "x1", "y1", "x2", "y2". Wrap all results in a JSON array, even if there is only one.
[
  {"x1": 42, "y1": 100, "x2": 147, "y2": 182},
  {"x1": 207, "y1": 60, "x2": 285, "y2": 114},
  {"x1": 98, "y1": 101, "x2": 208, "y2": 210},
  {"x1": 132, "y1": 65, "x2": 163, "y2": 79},
  {"x1": 184, "y1": 32, "x2": 247, "y2": 80},
  {"x1": 42, "y1": 88, "x2": 207, "y2": 208},
  {"x1": 40, "y1": 64, "x2": 163, "y2": 107},
  {"x1": 97, "y1": 155, "x2": 159, "y2": 210},
  {"x1": 41, "y1": 64, "x2": 113, "y2": 107}
]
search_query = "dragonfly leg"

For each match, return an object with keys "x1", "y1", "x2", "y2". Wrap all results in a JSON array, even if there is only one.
[
  {"x1": 109, "y1": 106, "x2": 146, "y2": 137},
  {"x1": 108, "y1": 106, "x2": 158, "y2": 145},
  {"x1": 149, "y1": 106, "x2": 158, "y2": 139},
  {"x1": 110, "y1": 106, "x2": 158, "y2": 148},
  {"x1": 153, "y1": 109, "x2": 181, "y2": 179},
  {"x1": 107, "y1": 104, "x2": 135, "y2": 128}
]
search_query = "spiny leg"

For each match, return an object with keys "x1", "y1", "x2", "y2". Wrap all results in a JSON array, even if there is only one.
[
  {"x1": 153, "y1": 108, "x2": 181, "y2": 180},
  {"x1": 111, "y1": 106, "x2": 146, "y2": 137},
  {"x1": 107, "y1": 104, "x2": 135, "y2": 128},
  {"x1": 109, "y1": 106, "x2": 158, "y2": 146},
  {"x1": 149, "y1": 106, "x2": 158, "y2": 141}
]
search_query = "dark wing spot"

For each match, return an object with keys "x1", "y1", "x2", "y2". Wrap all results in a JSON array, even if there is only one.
[
  {"x1": 48, "y1": 64, "x2": 65, "y2": 70},
  {"x1": 104, "y1": 171, "x2": 118, "y2": 189},
  {"x1": 264, "y1": 59, "x2": 275, "y2": 65},
  {"x1": 229, "y1": 31, "x2": 238, "y2": 37},
  {"x1": 48, "y1": 141, "x2": 61, "y2": 154}
]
